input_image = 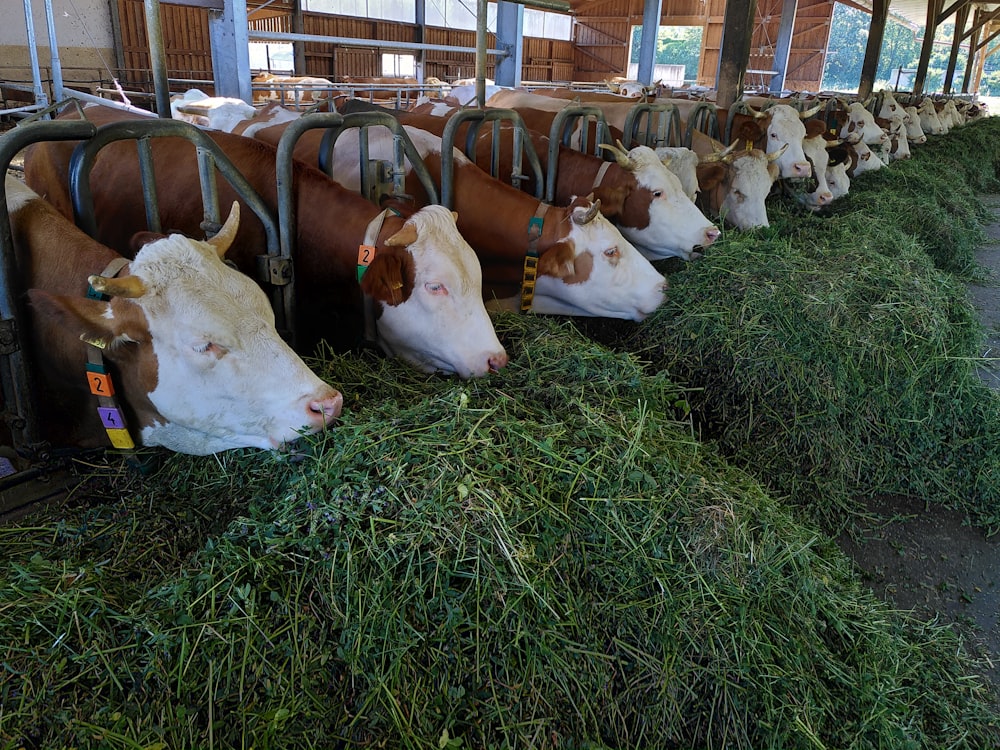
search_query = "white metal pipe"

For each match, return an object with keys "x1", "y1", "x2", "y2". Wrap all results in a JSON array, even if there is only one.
[
  {"x1": 42, "y1": 0, "x2": 64, "y2": 101},
  {"x1": 21, "y1": 0, "x2": 49, "y2": 108}
]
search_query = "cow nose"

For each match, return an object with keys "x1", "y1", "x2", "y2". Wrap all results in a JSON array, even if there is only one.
[
  {"x1": 308, "y1": 388, "x2": 344, "y2": 427},
  {"x1": 793, "y1": 162, "x2": 811, "y2": 177},
  {"x1": 488, "y1": 350, "x2": 509, "y2": 373},
  {"x1": 815, "y1": 191, "x2": 833, "y2": 206},
  {"x1": 703, "y1": 227, "x2": 721, "y2": 245}
]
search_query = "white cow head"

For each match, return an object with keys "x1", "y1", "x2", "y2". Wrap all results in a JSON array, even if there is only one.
[
  {"x1": 27, "y1": 200, "x2": 343, "y2": 455},
  {"x1": 696, "y1": 142, "x2": 784, "y2": 229},
  {"x1": 531, "y1": 196, "x2": 667, "y2": 320},
  {"x1": 654, "y1": 146, "x2": 700, "y2": 201},
  {"x1": 599, "y1": 143, "x2": 720, "y2": 261},
  {"x1": 903, "y1": 106, "x2": 928, "y2": 144},
  {"x1": 361, "y1": 205, "x2": 508, "y2": 378},
  {"x1": 839, "y1": 101, "x2": 889, "y2": 146},
  {"x1": 917, "y1": 99, "x2": 946, "y2": 135},
  {"x1": 760, "y1": 104, "x2": 813, "y2": 179}
]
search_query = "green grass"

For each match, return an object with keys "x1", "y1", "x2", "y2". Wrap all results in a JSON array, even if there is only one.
[{"x1": 3, "y1": 117, "x2": 1000, "y2": 749}]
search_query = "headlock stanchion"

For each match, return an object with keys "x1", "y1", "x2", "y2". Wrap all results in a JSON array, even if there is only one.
[
  {"x1": 0, "y1": 118, "x2": 97, "y2": 454},
  {"x1": 544, "y1": 105, "x2": 612, "y2": 204},
  {"x1": 67, "y1": 118, "x2": 288, "y2": 339},
  {"x1": 683, "y1": 102, "x2": 721, "y2": 147},
  {"x1": 439, "y1": 108, "x2": 545, "y2": 209},
  {"x1": 623, "y1": 102, "x2": 682, "y2": 150}
]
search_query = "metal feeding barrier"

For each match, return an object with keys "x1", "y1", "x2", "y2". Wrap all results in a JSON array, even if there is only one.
[
  {"x1": 439, "y1": 108, "x2": 545, "y2": 207},
  {"x1": 623, "y1": 101, "x2": 683, "y2": 149}
]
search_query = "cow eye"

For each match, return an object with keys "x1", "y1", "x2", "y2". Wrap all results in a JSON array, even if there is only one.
[
  {"x1": 425, "y1": 282, "x2": 448, "y2": 296},
  {"x1": 193, "y1": 341, "x2": 227, "y2": 358},
  {"x1": 603, "y1": 246, "x2": 620, "y2": 258},
  {"x1": 652, "y1": 190, "x2": 663, "y2": 199}
]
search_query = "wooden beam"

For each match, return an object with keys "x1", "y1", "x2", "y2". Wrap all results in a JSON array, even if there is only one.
[
  {"x1": 936, "y1": 0, "x2": 972, "y2": 27},
  {"x1": 913, "y1": 0, "x2": 942, "y2": 96},
  {"x1": 858, "y1": 0, "x2": 889, "y2": 99},
  {"x1": 717, "y1": 0, "x2": 756, "y2": 108},
  {"x1": 961, "y1": 7, "x2": 1000, "y2": 41},
  {"x1": 943, "y1": 3, "x2": 969, "y2": 93},
  {"x1": 961, "y1": 10, "x2": 981, "y2": 92}
]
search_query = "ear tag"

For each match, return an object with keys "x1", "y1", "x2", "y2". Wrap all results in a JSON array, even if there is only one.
[
  {"x1": 80, "y1": 332, "x2": 107, "y2": 350},
  {"x1": 746, "y1": 140, "x2": 753, "y2": 153},
  {"x1": 88, "y1": 372, "x2": 115, "y2": 397},
  {"x1": 105, "y1": 428, "x2": 136, "y2": 450},
  {"x1": 357, "y1": 244, "x2": 376, "y2": 282}
]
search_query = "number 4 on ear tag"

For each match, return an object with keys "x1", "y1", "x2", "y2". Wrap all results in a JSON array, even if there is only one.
[{"x1": 357, "y1": 245, "x2": 376, "y2": 282}]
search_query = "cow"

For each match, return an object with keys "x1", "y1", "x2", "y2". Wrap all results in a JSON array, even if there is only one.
[
  {"x1": 247, "y1": 120, "x2": 668, "y2": 320},
  {"x1": 23, "y1": 103, "x2": 507, "y2": 379},
  {"x1": 5, "y1": 175, "x2": 343, "y2": 454},
  {"x1": 651, "y1": 146, "x2": 699, "y2": 201},
  {"x1": 169, "y1": 90, "x2": 257, "y2": 132},
  {"x1": 252, "y1": 73, "x2": 340, "y2": 108},
  {"x1": 838, "y1": 101, "x2": 890, "y2": 147},
  {"x1": 795, "y1": 119, "x2": 837, "y2": 209},
  {"x1": 337, "y1": 101, "x2": 719, "y2": 261},
  {"x1": 915, "y1": 98, "x2": 946, "y2": 136},
  {"x1": 875, "y1": 115, "x2": 910, "y2": 161},
  {"x1": 902, "y1": 106, "x2": 928, "y2": 144},
  {"x1": 686, "y1": 130, "x2": 784, "y2": 229},
  {"x1": 842, "y1": 138, "x2": 883, "y2": 177}
]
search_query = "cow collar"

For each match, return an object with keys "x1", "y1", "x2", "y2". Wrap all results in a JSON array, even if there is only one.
[
  {"x1": 521, "y1": 202, "x2": 550, "y2": 312},
  {"x1": 591, "y1": 160, "x2": 613, "y2": 191},
  {"x1": 82, "y1": 257, "x2": 137, "y2": 452},
  {"x1": 357, "y1": 208, "x2": 396, "y2": 345}
]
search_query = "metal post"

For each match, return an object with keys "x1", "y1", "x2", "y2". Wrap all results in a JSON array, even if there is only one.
[
  {"x1": 476, "y1": 0, "x2": 488, "y2": 108},
  {"x1": 42, "y1": 0, "x2": 64, "y2": 101},
  {"x1": 637, "y1": 0, "x2": 663, "y2": 85},
  {"x1": 143, "y1": 0, "x2": 171, "y2": 117},
  {"x1": 22, "y1": 0, "x2": 49, "y2": 108},
  {"x1": 209, "y1": 0, "x2": 253, "y2": 103},
  {"x1": 769, "y1": 0, "x2": 798, "y2": 92},
  {"x1": 495, "y1": 0, "x2": 524, "y2": 88}
]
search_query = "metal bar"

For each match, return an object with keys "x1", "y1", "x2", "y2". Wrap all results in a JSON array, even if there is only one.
[
  {"x1": 476, "y1": 0, "x2": 488, "y2": 108},
  {"x1": 42, "y1": 0, "x2": 64, "y2": 101},
  {"x1": 143, "y1": 0, "x2": 172, "y2": 117},
  {"x1": 22, "y1": 0, "x2": 49, "y2": 109},
  {"x1": 637, "y1": 0, "x2": 663, "y2": 85},
  {"x1": 250, "y1": 29, "x2": 505, "y2": 56}
]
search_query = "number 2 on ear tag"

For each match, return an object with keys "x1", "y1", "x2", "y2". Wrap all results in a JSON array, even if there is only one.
[{"x1": 357, "y1": 244, "x2": 376, "y2": 282}]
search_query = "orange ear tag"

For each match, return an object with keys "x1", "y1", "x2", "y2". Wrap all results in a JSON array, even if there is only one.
[
  {"x1": 357, "y1": 244, "x2": 376, "y2": 282},
  {"x1": 88, "y1": 372, "x2": 115, "y2": 397}
]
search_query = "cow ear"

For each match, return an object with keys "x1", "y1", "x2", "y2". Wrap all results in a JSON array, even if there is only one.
[
  {"x1": 27, "y1": 289, "x2": 120, "y2": 349},
  {"x1": 696, "y1": 164, "x2": 725, "y2": 191},
  {"x1": 591, "y1": 185, "x2": 627, "y2": 218},
  {"x1": 804, "y1": 119, "x2": 827, "y2": 138},
  {"x1": 130, "y1": 231, "x2": 168, "y2": 254},
  {"x1": 384, "y1": 222, "x2": 419, "y2": 247},
  {"x1": 360, "y1": 245, "x2": 415, "y2": 306}
]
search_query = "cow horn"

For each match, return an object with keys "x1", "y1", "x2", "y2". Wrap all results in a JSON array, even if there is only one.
[
  {"x1": 88, "y1": 274, "x2": 147, "y2": 299},
  {"x1": 825, "y1": 138, "x2": 844, "y2": 148},
  {"x1": 799, "y1": 102, "x2": 823, "y2": 119},
  {"x1": 206, "y1": 201, "x2": 241, "y2": 258},
  {"x1": 572, "y1": 199, "x2": 602, "y2": 225},
  {"x1": 743, "y1": 103, "x2": 768, "y2": 120},
  {"x1": 385, "y1": 222, "x2": 419, "y2": 246},
  {"x1": 766, "y1": 143, "x2": 789, "y2": 162},
  {"x1": 698, "y1": 140, "x2": 739, "y2": 164},
  {"x1": 597, "y1": 142, "x2": 633, "y2": 169}
]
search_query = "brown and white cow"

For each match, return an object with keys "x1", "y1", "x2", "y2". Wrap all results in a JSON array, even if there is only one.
[
  {"x1": 24, "y1": 103, "x2": 507, "y2": 379},
  {"x1": 902, "y1": 106, "x2": 928, "y2": 145},
  {"x1": 252, "y1": 73, "x2": 340, "y2": 108},
  {"x1": 651, "y1": 146, "x2": 700, "y2": 202},
  {"x1": 169, "y1": 90, "x2": 257, "y2": 132},
  {"x1": 838, "y1": 101, "x2": 890, "y2": 147},
  {"x1": 686, "y1": 130, "x2": 784, "y2": 229},
  {"x1": 250, "y1": 121, "x2": 668, "y2": 320},
  {"x1": 349, "y1": 102, "x2": 719, "y2": 261},
  {"x1": 5, "y1": 175, "x2": 343, "y2": 454},
  {"x1": 915, "y1": 98, "x2": 946, "y2": 136}
]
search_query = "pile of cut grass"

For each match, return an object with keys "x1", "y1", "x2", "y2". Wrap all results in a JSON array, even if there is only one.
[
  {"x1": 2, "y1": 315, "x2": 997, "y2": 749},
  {"x1": 615, "y1": 115, "x2": 1000, "y2": 531}
]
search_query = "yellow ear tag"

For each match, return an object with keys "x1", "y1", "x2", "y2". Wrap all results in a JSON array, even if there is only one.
[{"x1": 746, "y1": 139, "x2": 753, "y2": 153}]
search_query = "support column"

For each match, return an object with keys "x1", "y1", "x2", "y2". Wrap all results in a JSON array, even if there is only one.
[
  {"x1": 943, "y1": 3, "x2": 970, "y2": 93},
  {"x1": 962, "y1": 10, "x2": 982, "y2": 92},
  {"x1": 142, "y1": 0, "x2": 170, "y2": 116},
  {"x1": 637, "y1": 0, "x2": 663, "y2": 85},
  {"x1": 716, "y1": 0, "x2": 756, "y2": 109},
  {"x1": 495, "y1": 0, "x2": 523, "y2": 88},
  {"x1": 858, "y1": 0, "x2": 889, "y2": 99},
  {"x1": 292, "y1": 0, "x2": 306, "y2": 75},
  {"x1": 415, "y1": 0, "x2": 425, "y2": 82},
  {"x1": 209, "y1": 0, "x2": 252, "y2": 103},
  {"x1": 769, "y1": 0, "x2": 798, "y2": 92},
  {"x1": 913, "y1": 0, "x2": 943, "y2": 96}
]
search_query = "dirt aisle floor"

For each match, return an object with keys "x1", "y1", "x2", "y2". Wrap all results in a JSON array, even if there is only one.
[{"x1": 838, "y1": 196, "x2": 1000, "y2": 696}]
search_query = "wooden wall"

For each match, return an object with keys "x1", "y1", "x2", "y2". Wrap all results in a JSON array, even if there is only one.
[{"x1": 114, "y1": 0, "x2": 834, "y2": 94}]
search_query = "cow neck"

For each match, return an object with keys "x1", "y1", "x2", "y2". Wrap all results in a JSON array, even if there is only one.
[
  {"x1": 82, "y1": 257, "x2": 137, "y2": 452},
  {"x1": 591, "y1": 160, "x2": 614, "y2": 192},
  {"x1": 357, "y1": 207, "x2": 398, "y2": 344}
]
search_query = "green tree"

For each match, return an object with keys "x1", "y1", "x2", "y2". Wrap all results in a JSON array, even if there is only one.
[{"x1": 630, "y1": 25, "x2": 703, "y2": 79}]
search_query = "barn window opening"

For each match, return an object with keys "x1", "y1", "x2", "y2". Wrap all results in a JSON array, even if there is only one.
[
  {"x1": 382, "y1": 53, "x2": 416, "y2": 77},
  {"x1": 523, "y1": 8, "x2": 571, "y2": 41},
  {"x1": 629, "y1": 25, "x2": 702, "y2": 87},
  {"x1": 249, "y1": 42, "x2": 294, "y2": 74}
]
